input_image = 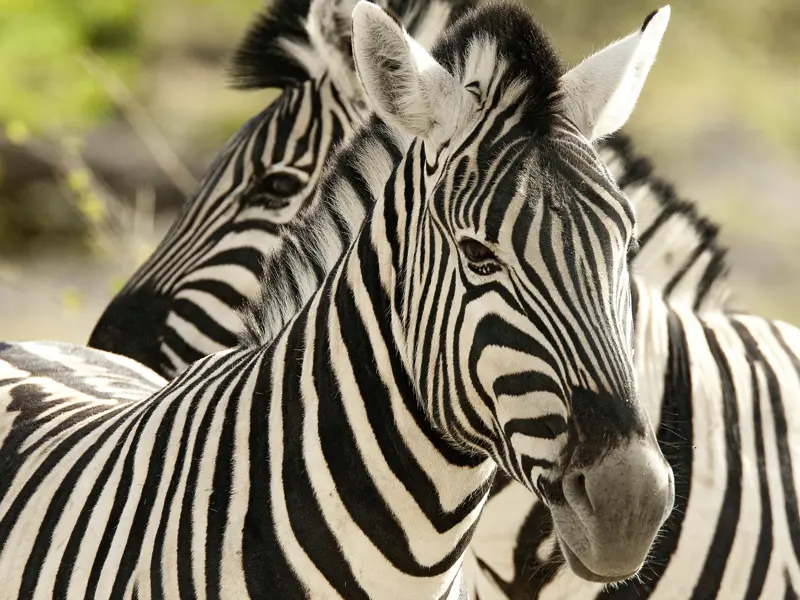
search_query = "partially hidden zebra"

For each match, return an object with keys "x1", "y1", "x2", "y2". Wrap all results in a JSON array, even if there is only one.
[
  {"x1": 0, "y1": 3, "x2": 675, "y2": 598},
  {"x1": 88, "y1": 0, "x2": 476, "y2": 379}
]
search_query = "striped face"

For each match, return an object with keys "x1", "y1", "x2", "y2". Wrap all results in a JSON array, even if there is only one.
[
  {"x1": 402, "y1": 105, "x2": 643, "y2": 490},
  {"x1": 346, "y1": 0, "x2": 675, "y2": 578},
  {"x1": 394, "y1": 102, "x2": 672, "y2": 583},
  {"x1": 89, "y1": 76, "x2": 367, "y2": 377}
]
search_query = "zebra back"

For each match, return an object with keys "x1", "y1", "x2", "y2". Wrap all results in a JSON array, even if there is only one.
[{"x1": 601, "y1": 133, "x2": 731, "y2": 314}]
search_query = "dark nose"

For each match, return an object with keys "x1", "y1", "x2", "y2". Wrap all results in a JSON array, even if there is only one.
[{"x1": 88, "y1": 287, "x2": 172, "y2": 374}]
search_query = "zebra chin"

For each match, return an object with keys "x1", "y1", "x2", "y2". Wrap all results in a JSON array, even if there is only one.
[{"x1": 546, "y1": 439, "x2": 675, "y2": 583}]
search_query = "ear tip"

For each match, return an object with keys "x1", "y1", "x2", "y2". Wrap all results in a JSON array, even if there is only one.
[
  {"x1": 352, "y1": 0, "x2": 383, "y2": 21},
  {"x1": 641, "y1": 5, "x2": 671, "y2": 32}
]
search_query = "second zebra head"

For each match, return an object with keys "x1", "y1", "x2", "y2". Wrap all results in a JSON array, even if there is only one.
[{"x1": 88, "y1": 0, "x2": 474, "y2": 377}]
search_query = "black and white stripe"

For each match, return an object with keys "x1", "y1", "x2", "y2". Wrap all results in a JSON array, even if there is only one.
[
  {"x1": 0, "y1": 5, "x2": 674, "y2": 597},
  {"x1": 88, "y1": 0, "x2": 474, "y2": 379},
  {"x1": 467, "y1": 277, "x2": 800, "y2": 599}
]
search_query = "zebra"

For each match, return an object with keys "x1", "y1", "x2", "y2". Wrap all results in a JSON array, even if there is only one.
[
  {"x1": 0, "y1": 2, "x2": 677, "y2": 597},
  {"x1": 87, "y1": 0, "x2": 705, "y2": 384},
  {"x1": 15, "y1": 0, "x2": 792, "y2": 598},
  {"x1": 206, "y1": 6, "x2": 800, "y2": 600},
  {"x1": 88, "y1": 0, "x2": 477, "y2": 379}
]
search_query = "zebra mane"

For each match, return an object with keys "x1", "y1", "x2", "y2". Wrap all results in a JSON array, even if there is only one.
[
  {"x1": 239, "y1": 114, "x2": 400, "y2": 347},
  {"x1": 238, "y1": 3, "x2": 566, "y2": 348},
  {"x1": 430, "y1": 2, "x2": 563, "y2": 137},
  {"x1": 230, "y1": 0, "x2": 314, "y2": 89},
  {"x1": 601, "y1": 133, "x2": 732, "y2": 313},
  {"x1": 230, "y1": 0, "x2": 477, "y2": 92}
]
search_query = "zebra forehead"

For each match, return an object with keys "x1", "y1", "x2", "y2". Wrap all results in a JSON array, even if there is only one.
[
  {"x1": 483, "y1": 138, "x2": 619, "y2": 204},
  {"x1": 431, "y1": 2, "x2": 564, "y2": 138}
]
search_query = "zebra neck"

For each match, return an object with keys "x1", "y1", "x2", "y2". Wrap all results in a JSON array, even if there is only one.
[
  {"x1": 253, "y1": 237, "x2": 495, "y2": 592},
  {"x1": 630, "y1": 277, "x2": 698, "y2": 432}
]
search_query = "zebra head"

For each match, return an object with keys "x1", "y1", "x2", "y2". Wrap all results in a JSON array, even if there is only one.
[
  {"x1": 351, "y1": 1, "x2": 674, "y2": 583},
  {"x1": 88, "y1": 0, "x2": 473, "y2": 378}
]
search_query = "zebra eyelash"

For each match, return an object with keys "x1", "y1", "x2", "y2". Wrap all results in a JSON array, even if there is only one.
[
  {"x1": 465, "y1": 81, "x2": 482, "y2": 101},
  {"x1": 459, "y1": 238, "x2": 503, "y2": 277},
  {"x1": 468, "y1": 262, "x2": 502, "y2": 276}
]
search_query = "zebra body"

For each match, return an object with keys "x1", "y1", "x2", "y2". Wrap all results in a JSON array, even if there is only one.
[
  {"x1": 0, "y1": 3, "x2": 675, "y2": 597},
  {"x1": 0, "y1": 315, "x2": 485, "y2": 599}
]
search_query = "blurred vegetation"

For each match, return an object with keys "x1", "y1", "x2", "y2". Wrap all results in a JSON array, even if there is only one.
[
  {"x1": 0, "y1": 0, "x2": 799, "y2": 342},
  {"x1": 0, "y1": 0, "x2": 262, "y2": 130}
]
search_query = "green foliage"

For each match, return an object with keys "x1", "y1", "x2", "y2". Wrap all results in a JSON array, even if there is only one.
[{"x1": 0, "y1": 0, "x2": 141, "y2": 131}]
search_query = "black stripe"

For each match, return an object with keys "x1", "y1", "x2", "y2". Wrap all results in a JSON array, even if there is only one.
[
  {"x1": 766, "y1": 323, "x2": 800, "y2": 563},
  {"x1": 206, "y1": 367, "x2": 251, "y2": 599},
  {"x1": 689, "y1": 326, "x2": 744, "y2": 599},
  {"x1": 282, "y1": 298, "x2": 370, "y2": 598},
  {"x1": 241, "y1": 349, "x2": 307, "y2": 599},
  {"x1": 151, "y1": 377, "x2": 215, "y2": 600}
]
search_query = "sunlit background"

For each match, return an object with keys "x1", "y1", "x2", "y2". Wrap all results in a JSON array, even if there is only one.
[{"x1": 1, "y1": 0, "x2": 799, "y2": 343}]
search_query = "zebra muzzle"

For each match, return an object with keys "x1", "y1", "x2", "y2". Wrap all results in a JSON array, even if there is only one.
[{"x1": 550, "y1": 439, "x2": 675, "y2": 582}]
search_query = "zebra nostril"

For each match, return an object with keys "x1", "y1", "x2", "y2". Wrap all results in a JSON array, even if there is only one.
[{"x1": 563, "y1": 471, "x2": 594, "y2": 514}]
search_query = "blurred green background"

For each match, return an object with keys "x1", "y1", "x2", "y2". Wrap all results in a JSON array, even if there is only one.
[{"x1": 0, "y1": 0, "x2": 799, "y2": 343}]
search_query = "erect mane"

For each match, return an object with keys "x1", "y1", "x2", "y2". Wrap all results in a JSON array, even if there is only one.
[
  {"x1": 239, "y1": 115, "x2": 403, "y2": 347},
  {"x1": 230, "y1": 0, "x2": 477, "y2": 91},
  {"x1": 230, "y1": 0, "x2": 315, "y2": 89},
  {"x1": 431, "y1": 1, "x2": 564, "y2": 138},
  {"x1": 602, "y1": 133, "x2": 731, "y2": 313}
]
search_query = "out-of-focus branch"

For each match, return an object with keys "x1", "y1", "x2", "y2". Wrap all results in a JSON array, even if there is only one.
[
  {"x1": 79, "y1": 51, "x2": 197, "y2": 197},
  {"x1": 7, "y1": 129, "x2": 156, "y2": 272}
]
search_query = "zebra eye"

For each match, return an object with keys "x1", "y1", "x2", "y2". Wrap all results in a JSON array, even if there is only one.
[
  {"x1": 459, "y1": 239, "x2": 500, "y2": 275},
  {"x1": 465, "y1": 82, "x2": 482, "y2": 101},
  {"x1": 246, "y1": 172, "x2": 305, "y2": 209}
]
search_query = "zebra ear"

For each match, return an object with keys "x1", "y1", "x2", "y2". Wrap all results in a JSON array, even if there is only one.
[
  {"x1": 351, "y1": 1, "x2": 468, "y2": 140},
  {"x1": 305, "y1": 0, "x2": 370, "y2": 99},
  {"x1": 560, "y1": 6, "x2": 670, "y2": 141},
  {"x1": 308, "y1": 0, "x2": 361, "y2": 50}
]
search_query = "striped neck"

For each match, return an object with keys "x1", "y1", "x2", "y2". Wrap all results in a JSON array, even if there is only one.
[{"x1": 244, "y1": 220, "x2": 495, "y2": 596}]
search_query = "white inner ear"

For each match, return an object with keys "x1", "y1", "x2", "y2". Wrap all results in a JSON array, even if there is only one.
[
  {"x1": 351, "y1": 1, "x2": 470, "y2": 141},
  {"x1": 560, "y1": 6, "x2": 671, "y2": 141}
]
